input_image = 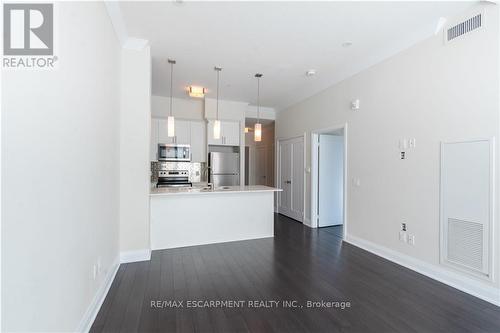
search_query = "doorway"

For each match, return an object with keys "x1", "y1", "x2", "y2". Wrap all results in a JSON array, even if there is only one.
[
  {"x1": 278, "y1": 136, "x2": 305, "y2": 222},
  {"x1": 244, "y1": 118, "x2": 275, "y2": 186},
  {"x1": 311, "y1": 125, "x2": 347, "y2": 238}
]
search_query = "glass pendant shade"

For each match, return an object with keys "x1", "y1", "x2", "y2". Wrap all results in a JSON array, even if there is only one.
[
  {"x1": 167, "y1": 116, "x2": 175, "y2": 137},
  {"x1": 213, "y1": 119, "x2": 221, "y2": 140},
  {"x1": 254, "y1": 123, "x2": 262, "y2": 142}
]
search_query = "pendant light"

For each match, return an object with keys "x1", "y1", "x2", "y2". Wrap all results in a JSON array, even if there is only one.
[
  {"x1": 213, "y1": 66, "x2": 222, "y2": 140},
  {"x1": 254, "y1": 73, "x2": 263, "y2": 142},
  {"x1": 167, "y1": 59, "x2": 176, "y2": 137}
]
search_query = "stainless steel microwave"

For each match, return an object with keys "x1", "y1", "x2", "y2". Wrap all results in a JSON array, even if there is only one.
[{"x1": 158, "y1": 144, "x2": 191, "y2": 162}]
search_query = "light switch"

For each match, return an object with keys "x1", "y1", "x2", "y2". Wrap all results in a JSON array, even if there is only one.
[
  {"x1": 409, "y1": 138, "x2": 416, "y2": 148},
  {"x1": 399, "y1": 139, "x2": 408, "y2": 150},
  {"x1": 352, "y1": 177, "x2": 361, "y2": 187}
]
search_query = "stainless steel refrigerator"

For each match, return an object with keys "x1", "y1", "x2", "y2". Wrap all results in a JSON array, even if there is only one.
[{"x1": 209, "y1": 152, "x2": 240, "y2": 187}]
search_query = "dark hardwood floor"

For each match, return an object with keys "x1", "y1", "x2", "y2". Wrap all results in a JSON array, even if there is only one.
[
  {"x1": 91, "y1": 214, "x2": 500, "y2": 333},
  {"x1": 320, "y1": 225, "x2": 343, "y2": 239}
]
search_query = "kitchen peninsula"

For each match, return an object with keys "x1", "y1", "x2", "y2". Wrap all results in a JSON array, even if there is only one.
[{"x1": 150, "y1": 185, "x2": 281, "y2": 250}]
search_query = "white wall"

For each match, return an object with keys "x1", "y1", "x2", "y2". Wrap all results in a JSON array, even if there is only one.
[
  {"x1": 276, "y1": 3, "x2": 500, "y2": 291},
  {"x1": 246, "y1": 105, "x2": 276, "y2": 120},
  {"x1": 2, "y1": 2, "x2": 121, "y2": 331},
  {"x1": 120, "y1": 47, "x2": 152, "y2": 256},
  {"x1": 205, "y1": 98, "x2": 247, "y2": 121},
  {"x1": 151, "y1": 95, "x2": 204, "y2": 120}
]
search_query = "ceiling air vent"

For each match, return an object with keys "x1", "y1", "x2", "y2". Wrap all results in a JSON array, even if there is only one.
[{"x1": 447, "y1": 14, "x2": 482, "y2": 42}]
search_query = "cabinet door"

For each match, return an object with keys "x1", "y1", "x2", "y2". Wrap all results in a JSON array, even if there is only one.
[
  {"x1": 222, "y1": 121, "x2": 240, "y2": 146},
  {"x1": 150, "y1": 118, "x2": 159, "y2": 161},
  {"x1": 207, "y1": 120, "x2": 223, "y2": 145},
  {"x1": 190, "y1": 121, "x2": 206, "y2": 162},
  {"x1": 175, "y1": 120, "x2": 191, "y2": 145},
  {"x1": 157, "y1": 118, "x2": 174, "y2": 144}
]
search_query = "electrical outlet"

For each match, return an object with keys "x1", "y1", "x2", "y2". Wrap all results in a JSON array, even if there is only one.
[
  {"x1": 408, "y1": 234, "x2": 415, "y2": 245},
  {"x1": 401, "y1": 223, "x2": 407, "y2": 231},
  {"x1": 92, "y1": 264, "x2": 98, "y2": 280},
  {"x1": 400, "y1": 151, "x2": 406, "y2": 160},
  {"x1": 399, "y1": 231, "x2": 407, "y2": 243}
]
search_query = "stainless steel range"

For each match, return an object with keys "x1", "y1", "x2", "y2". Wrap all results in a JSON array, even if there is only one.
[{"x1": 156, "y1": 169, "x2": 192, "y2": 188}]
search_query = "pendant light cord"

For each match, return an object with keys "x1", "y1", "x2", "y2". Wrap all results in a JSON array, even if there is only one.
[
  {"x1": 257, "y1": 76, "x2": 260, "y2": 122},
  {"x1": 216, "y1": 69, "x2": 220, "y2": 120},
  {"x1": 169, "y1": 61, "x2": 173, "y2": 117}
]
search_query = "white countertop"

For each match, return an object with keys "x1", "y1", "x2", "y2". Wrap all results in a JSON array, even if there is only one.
[{"x1": 150, "y1": 185, "x2": 282, "y2": 196}]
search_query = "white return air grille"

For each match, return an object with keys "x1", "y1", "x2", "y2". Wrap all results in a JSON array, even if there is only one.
[
  {"x1": 447, "y1": 14, "x2": 482, "y2": 42},
  {"x1": 447, "y1": 218, "x2": 483, "y2": 271},
  {"x1": 440, "y1": 139, "x2": 492, "y2": 279}
]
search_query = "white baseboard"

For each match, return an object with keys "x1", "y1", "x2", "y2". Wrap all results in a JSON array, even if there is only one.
[
  {"x1": 77, "y1": 257, "x2": 120, "y2": 333},
  {"x1": 345, "y1": 234, "x2": 500, "y2": 306},
  {"x1": 303, "y1": 218, "x2": 314, "y2": 228},
  {"x1": 120, "y1": 249, "x2": 151, "y2": 263}
]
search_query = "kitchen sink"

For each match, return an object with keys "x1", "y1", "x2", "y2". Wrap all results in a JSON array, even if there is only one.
[{"x1": 217, "y1": 186, "x2": 232, "y2": 190}]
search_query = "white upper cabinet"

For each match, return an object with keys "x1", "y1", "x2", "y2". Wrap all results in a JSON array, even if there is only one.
[
  {"x1": 157, "y1": 118, "x2": 190, "y2": 145},
  {"x1": 207, "y1": 120, "x2": 240, "y2": 146},
  {"x1": 222, "y1": 121, "x2": 240, "y2": 146},
  {"x1": 190, "y1": 121, "x2": 206, "y2": 162},
  {"x1": 152, "y1": 118, "x2": 207, "y2": 162},
  {"x1": 157, "y1": 118, "x2": 173, "y2": 144},
  {"x1": 175, "y1": 120, "x2": 191, "y2": 145},
  {"x1": 207, "y1": 120, "x2": 223, "y2": 145}
]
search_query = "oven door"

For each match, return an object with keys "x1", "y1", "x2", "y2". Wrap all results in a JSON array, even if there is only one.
[{"x1": 158, "y1": 144, "x2": 191, "y2": 161}]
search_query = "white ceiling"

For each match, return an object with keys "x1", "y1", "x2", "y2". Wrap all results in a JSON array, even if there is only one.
[{"x1": 118, "y1": 1, "x2": 475, "y2": 110}]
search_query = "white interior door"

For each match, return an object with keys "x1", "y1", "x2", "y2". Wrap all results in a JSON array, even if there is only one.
[
  {"x1": 290, "y1": 139, "x2": 304, "y2": 221},
  {"x1": 318, "y1": 134, "x2": 344, "y2": 227},
  {"x1": 279, "y1": 142, "x2": 292, "y2": 216},
  {"x1": 279, "y1": 137, "x2": 304, "y2": 222}
]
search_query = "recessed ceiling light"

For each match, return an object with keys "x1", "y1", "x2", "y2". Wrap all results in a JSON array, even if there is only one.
[
  {"x1": 342, "y1": 41, "x2": 353, "y2": 47},
  {"x1": 306, "y1": 69, "x2": 316, "y2": 77}
]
